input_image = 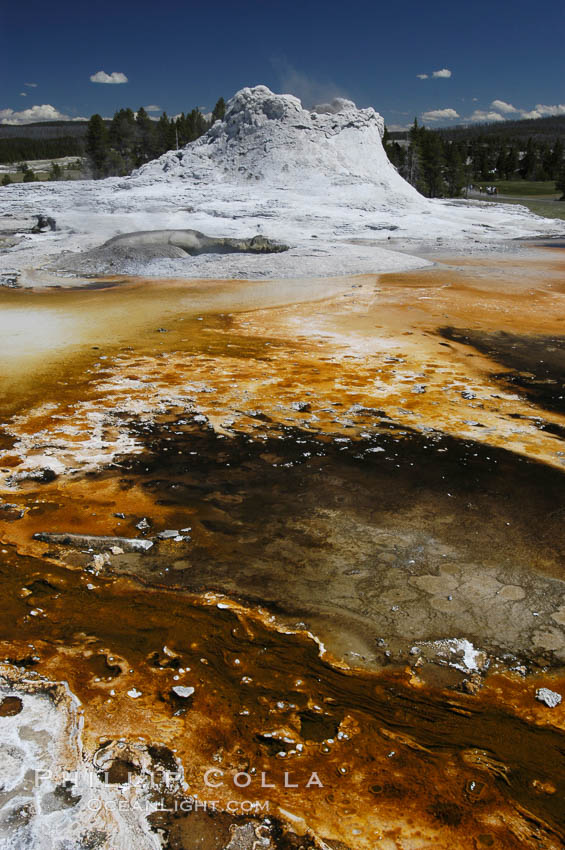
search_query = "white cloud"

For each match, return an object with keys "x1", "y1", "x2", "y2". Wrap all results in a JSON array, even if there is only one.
[
  {"x1": 90, "y1": 70, "x2": 128, "y2": 84},
  {"x1": 461, "y1": 101, "x2": 565, "y2": 123},
  {"x1": 537, "y1": 103, "x2": 565, "y2": 116},
  {"x1": 491, "y1": 99, "x2": 518, "y2": 113},
  {"x1": 144, "y1": 104, "x2": 161, "y2": 112},
  {"x1": 459, "y1": 101, "x2": 565, "y2": 123},
  {"x1": 520, "y1": 103, "x2": 565, "y2": 120},
  {"x1": 19, "y1": 92, "x2": 27, "y2": 97},
  {"x1": 24, "y1": 82, "x2": 38, "y2": 88},
  {"x1": 0, "y1": 104, "x2": 86, "y2": 125},
  {"x1": 421, "y1": 107, "x2": 459, "y2": 121},
  {"x1": 467, "y1": 109, "x2": 506, "y2": 123},
  {"x1": 418, "y1": 68, "x2": 452, "y2": 80}
]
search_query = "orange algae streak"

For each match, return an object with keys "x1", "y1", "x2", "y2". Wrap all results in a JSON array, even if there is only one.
[{"x1": 0, "y1": 547, "x2": 564, "y2": 849}]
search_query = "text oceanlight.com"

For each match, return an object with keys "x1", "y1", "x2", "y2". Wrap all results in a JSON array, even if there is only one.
[{"x1": 86, "y1": 798, "x2": 272, "y2": 814}]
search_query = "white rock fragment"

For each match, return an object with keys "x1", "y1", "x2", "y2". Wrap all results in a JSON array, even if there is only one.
[
  {"x1": 90, "y1": 552, "x2": 110, "y2": 572},
  {"x1": 428, "y1": 638, "x2": 488, "y2": 673},
  {"x1": 535, "y1": 687, "x2": 562, "y2": 708},
  {"x1": 135, "y1": 518, "x2": 151, "y2": 531},
  {"x1": 157, "y1": 529, "x2": 180, "y2": 540},
  {"x1": 127, "y1": 688, "x2": 142, "y2": 699},
  {"x1": 171, "y1": 686, "x2": 195, "y2": 699}
]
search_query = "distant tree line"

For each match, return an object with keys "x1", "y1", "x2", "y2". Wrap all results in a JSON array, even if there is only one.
[
  {"x1": 85, "y1": 98, "x2": 226, "y2": 178},
  {"x1": 434, "y1": 114, "x2": 565, "y2": 144},
  {"x1": 384, "y1": 119, "x2": 565, "y2": 198},
  {"x1": 0, "y1": 122, "x2": 90, "y2": 141},
  {"x1": 0, "y1": 136, "x2": 83, "y2": 164}
]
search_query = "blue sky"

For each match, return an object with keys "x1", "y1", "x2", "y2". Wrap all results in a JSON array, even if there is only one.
[{"x1": 1, "y1": 0, "x2": 564, "y2": 128}]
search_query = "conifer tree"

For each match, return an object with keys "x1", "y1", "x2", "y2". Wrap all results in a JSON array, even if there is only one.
[
  {"x1": 403, "y1": 119, "x2": 428, "y2": 195},
  {"x1": 557, "y1": 160, "x2": 565, "y2": 200},
  {"x1": 520, "y1": 138, "x2": 537, "y2": 179},
  {"x1": 420, "y1": 130, "x2": 446, "y2": 197},
  {"x1": 86, "y1": 114, "x2": 110, "y2": 177},
  {"x1": 212, "y1": 97, "x2": 226, "y2": 123},
  {"x1": 495, "y1": 146, "x2": 507, "y2": 179},
  {"x1": 549, "y1": 139, "x2": 564, "y2": 181},
  {"x1": 444, "y1": 142, "x2": 465, "y2": 197},
  {"x1": 109, "y1": 108, "x2": 136, "y2": 168},
  {"x1": 382, "y1": 126, "x2": 405, "y2": 170},
  {"x1": 135, "y1": 107, "x2": 157, "y2": 163},
  {"x1": 504, "y1": 147, "x2": 519, "y2": 179},
  {"x1": 156, "y1": 113, "x2": 172, "y2": 151}
]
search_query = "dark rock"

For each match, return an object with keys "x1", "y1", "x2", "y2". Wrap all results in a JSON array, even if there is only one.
[
  {"x1": 459, "y1": 674, "x2": 483, "y2": 695},
  {"x1": 0, "y1": 272, "x2": 21, "y2": 288},
  {"x1": 32, "y1": 215, "x2": 56, "y2": 233},
  {"x1": 0, "y1": 503, "x2": 25, "y2": 521},
  {"x1": 8, "y1": 467, "x2": 58, "y2": 485},
  {"x1": 135, "y1": 517, "x2": 151, "y2": 531}
]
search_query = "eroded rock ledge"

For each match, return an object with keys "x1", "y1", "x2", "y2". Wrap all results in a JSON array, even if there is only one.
[{"x1": 52, "y1": 229, "x2": 289, "y2": 275}]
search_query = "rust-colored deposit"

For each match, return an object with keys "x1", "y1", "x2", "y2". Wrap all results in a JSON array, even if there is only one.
[
  {"x1": 1, "y1": 247, "x2": 565, "y2": 849},
  {"x1": 1, "y1": 547, "x2": 564, "y2": 849}
]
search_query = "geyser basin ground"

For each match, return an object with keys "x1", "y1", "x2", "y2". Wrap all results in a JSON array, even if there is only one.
[
  {"x1": 1, "y1": 248, "x2": 565, "y2": 849},
  {"x1": 2, "y1": 85, "x2": 565, "y2": 849},
  {"x1": 1, "y1": 86, "x2": 564, "y2": 285}
]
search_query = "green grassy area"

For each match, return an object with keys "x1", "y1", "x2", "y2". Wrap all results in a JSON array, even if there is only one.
[
  {"x1": 482, "y1": 180, "x2": 560, "y2": 198},
  {"x1": 1, "y1": 166, "x2": 84, "y2": 184},
  {"x1": 482, "y1": 195, "x2": 565, "y2": 221},
  {"x1": 3, "y1": 170, "x2": 50, "y2": 183}
]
